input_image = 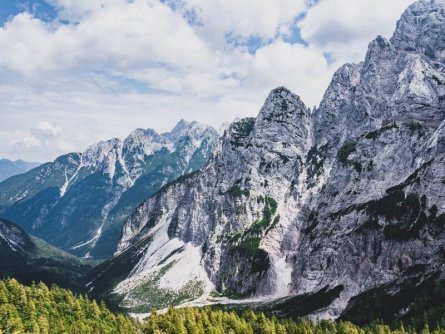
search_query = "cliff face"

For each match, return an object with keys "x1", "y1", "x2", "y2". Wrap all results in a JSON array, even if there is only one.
[
  {"x1": 292, "y1": 0, "x2": 445, "y2": 317},
  {"x1": 90, "y1": 0, "x2": 445, "y2": 317}
]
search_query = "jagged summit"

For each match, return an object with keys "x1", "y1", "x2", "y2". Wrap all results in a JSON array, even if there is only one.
[
  {"x1": 269, "y1": 86, "x2": 293, "y2": 96},
  {"x1": 259, "y1": 87, "x2": 309, "y2": 118},
  {"x1": 126, "y1": 128, "x2": 160, "y2": 141},
  {"x1": 168, "y1": 118, "x2": 191, "y2": 135},
  {"x1": 391, "y1": 0, "x2": 445, "y2": 61}
]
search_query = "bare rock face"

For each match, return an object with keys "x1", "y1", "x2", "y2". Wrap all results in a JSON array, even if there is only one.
[
  {"x1": 90, "y1": 0, "x2": 445, "y2": 317},
  {"x1": 391, "y1": 0, "x2": 445, "y2": 62}
]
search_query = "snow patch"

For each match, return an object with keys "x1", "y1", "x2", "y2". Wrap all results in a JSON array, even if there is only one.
[{"x1": 60, "y1": 163, "x2": 83, "y2": 197}]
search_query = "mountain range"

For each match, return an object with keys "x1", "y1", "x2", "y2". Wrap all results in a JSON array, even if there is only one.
[
  {"x1": 0, "y1": 159, "x2": 40, "y2": 182},
  {"x1": 84, "y1": 0, "x2": 445, "y2": 321},
  {"x1": 0, "y1": 0, "x2": 444, "y2": 324},
  {"x1": 0, "y1": 120, "x2": 218, "y2": 259}
]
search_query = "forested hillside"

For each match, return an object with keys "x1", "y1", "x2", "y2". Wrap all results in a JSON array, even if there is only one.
[
  {"x1": 1, "y1": 278, "x2": 445, "y2": 334},
  {"x1": 144, "y1": 307, "x2": 443, "y2": 334},
  {"x1": 0, "y1": 279, "x2": 140, "y2": 333}
]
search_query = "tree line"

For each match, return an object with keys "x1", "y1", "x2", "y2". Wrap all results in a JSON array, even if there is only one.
[{"x1": 0, "y1": 278, "x2": 444, "y2": 334}]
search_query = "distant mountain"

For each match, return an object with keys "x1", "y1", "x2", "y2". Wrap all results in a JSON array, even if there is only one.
[
  {"x1": 0, "y1": 159, "x2": 40, "y2": 182},
  {"x1": 0, "y1": 218, "x2": 95, "y2": 290},
  {"x1": 0, "y1": 120, "x2": 219, "y2": 259},
  {"x1": 87, "y1": 0, "x2": 445, "y2": 321}
]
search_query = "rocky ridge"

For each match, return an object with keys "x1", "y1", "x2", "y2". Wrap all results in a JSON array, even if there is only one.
[
  {"x1": 89, "y1": 0, "x2": 445, "y2": 318},
  {"x1": 0, "y1": 120, "x2": 218, "y2": 258}
]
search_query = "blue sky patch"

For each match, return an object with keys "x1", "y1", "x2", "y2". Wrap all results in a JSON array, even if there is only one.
[
  {"x1": 323, "y1": 52, "x2": 335, "y2": 65},
  {"x1": 225, "y1": 33, "x2": 272, "y2": 54},
  {"x1": 0, "y1": 0, "x2": 57, "y2": 25}
]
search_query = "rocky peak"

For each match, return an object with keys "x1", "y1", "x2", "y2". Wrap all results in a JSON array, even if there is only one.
[
  {"x1": 363, "y1": 36, "x2": 393, "y2": 68},
  {"x1": 123, "y1": 128, "x2": 170, "y2": 162},
  {"x1": 314, "y1": 0, "x2": 445, "y2": 152},
  {"x1": 83, "y1": 138, "x2": 121, "y2": 164},
  {"x1": 391, "y1": 0, "x2": 445, "y2": 62},
  {"x1": 255, "y1": 87, "x2": 309, "y2": 126},
  {"x1": 168, "y1": 119, "x2": 191, "y2": 136},
  {"x1": 215, "y1": 87, "x2": 311, "y2": 189},
  {"x1": 0, "y1": 118, "x2": 219, "y2": 259},
  {"x1": 125, "y1": 128, "x2": 162, "y2": 144}
]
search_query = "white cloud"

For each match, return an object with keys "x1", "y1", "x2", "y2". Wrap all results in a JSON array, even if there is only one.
[
  {"x1": 30, "y1": 121, "x2": 62, "y2": 139},
  {"x1": 0, "y1": 1, "x2": 214, "y2": 76},
  {"x1": 174, "y1": 0, "x2": 307, "y2": 46},
  {"x1": 0, "y1": 0, "x2": 415, "y2": 162},
  {"x1": 7, "y1": 121, "x2": 66, "y2": 160},
  {"x1": 247, "y1": 41, "x2": 332, "y2": 107}
]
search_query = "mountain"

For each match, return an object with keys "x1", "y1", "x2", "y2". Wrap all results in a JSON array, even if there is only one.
[
  {"x1": 0, "y1": 159, "x2": 40, "y2": 182},
  {"x1": 0, "y1": 218, "x2": 96, "y2": 290},
  {"x1": 86, "y1": 0, "x2": 445, "y2": 319},
  {"x1": 0, "y1": 120, "x2": 218, "y2": 259}
]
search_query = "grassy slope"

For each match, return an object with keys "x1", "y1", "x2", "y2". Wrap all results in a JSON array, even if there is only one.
[{"x1": 0, "y1": 219, "x2": 99, "y2": 291}]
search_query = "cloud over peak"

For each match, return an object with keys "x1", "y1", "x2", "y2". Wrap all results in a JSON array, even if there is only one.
[{"x1": 0, "y1": 0, "x2": 414, "y2": 162}]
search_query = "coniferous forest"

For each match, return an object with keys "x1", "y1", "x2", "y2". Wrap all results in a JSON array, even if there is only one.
[{"x1": 1, "y1": 278, "x2": 445, "y2": 334}]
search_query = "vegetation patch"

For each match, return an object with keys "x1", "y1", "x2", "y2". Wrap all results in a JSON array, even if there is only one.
[
  {"x1": 225, "y1": 185, "x2": 250, "y2": 197},
  {"x1": 356, "y1": 217, "x2": 382, "y2": 232},
  {"x1": 85, "y1": 236, "x2": 153, "y2": 304},
  {"x1": 229, "y1": 118, "x2": 255, "y2": 147},
  {"x1": 227, "y1": 196, "x2": 278, "y2": 275},
  {"x1": 337, "y1": 140, "x2": 357, "y2": 163},
  {"x1": 433, "y1": 75, "x2": 445, "y2": 85},
  {"x1": 306, "y1": 146, "x2": 324, "y2": 188},
  {"x1": 123, "y1": 263, "x2": 205, "y2": 313},
  {"x1": 230, "y1": 237, "x2": 261, "y2": 256},
  {"x1": 341, "y1": 275, "x2": 445, "y2": 331},
  {"x1": 364, "y1": 122, "x2": 398, "y2": 140},
  {"x1": 328, "y1": 171, "x2": 443, "y2": 241},
  {"x1": 246, "y1": 196, "x2": 278, "y2": 236},
  {"x1": 337, "y1": 190, "x2": 429, "y2": 240},
  {"x1": 365, "y1": 191, "x2": 424, "y2": 240},
  {"x1": 144, "y1": 303, "x2": 445, "y2": 334}
]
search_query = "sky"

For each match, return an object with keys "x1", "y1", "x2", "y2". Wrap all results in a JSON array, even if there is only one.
[{"x1": 0, "y1": 0, "x2": 414, "y2": 162}]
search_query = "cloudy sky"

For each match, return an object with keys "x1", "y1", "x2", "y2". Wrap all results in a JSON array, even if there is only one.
[{"x1": 0, "y1": 0, "x2": 414, "y2": 162}]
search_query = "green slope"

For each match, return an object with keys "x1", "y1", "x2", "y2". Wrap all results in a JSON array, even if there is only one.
[{"x1": 0, "y1": 218, "x2": 98, "y2": 291}]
